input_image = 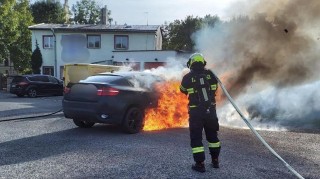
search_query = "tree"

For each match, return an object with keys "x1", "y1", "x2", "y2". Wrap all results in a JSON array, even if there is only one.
[
  {"x1": 0, "y1": 0, "x2": 18, "y2": 62},
  {"x1": 202, "y1": 14, "x2": 221, "y2": 27},
  {"x1": 162, "y1": 16, "x2": 203, "y2": 51},
  {"x1": 71, "y1": 0, "x2": 101, "y2": 24},
  {"x1": 162, "y1": 15, "x2": 221, "y2": 51},
  {"x1": 31, "y1": 0, "x2": 66, "y2": 24},
  {"x1": 0, "y1": 0, "x2": 33, "y2": 71},
  {"x1": 30, "y1": 40, "x2": 43, "y2": 74}
]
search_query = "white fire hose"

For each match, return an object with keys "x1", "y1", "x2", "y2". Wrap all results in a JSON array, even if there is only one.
[{"x1": 211, "y1": 71, "x2": 304, "y2": 179}]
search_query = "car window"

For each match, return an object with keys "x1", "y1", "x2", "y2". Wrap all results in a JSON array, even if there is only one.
[
  {"x1": 111, "y1": 78, "x2": 131, "y2": 86},
  {"x1": 127, "y1": 77, "x2": 141, "y2": 88},
  {"x1": 82, "y1": 75, "x2": 123, "y2": 83},
  {"x1": 28, "y1": 76, "x2": 49, "y2": 82},
  {"x1": 28, "y1": 76, "x2": 40, "y2": 82},
  {"x1": 39, "y1": 76, "x2": 49, "y2": 82},
  {"x1": 12, "y1": 76, "x2": 26, "y2": 83},
  {"x1": 48, "y1": 76, "x2": 58, "y2": 83}
]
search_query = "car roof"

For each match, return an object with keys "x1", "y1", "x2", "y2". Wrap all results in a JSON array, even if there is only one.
[
  {"x1": 98, "y1": 71, "x2": 155, "y2": 77},
  {"x1": 14, "y1": 74, "x2": 53, "y2": 77}
]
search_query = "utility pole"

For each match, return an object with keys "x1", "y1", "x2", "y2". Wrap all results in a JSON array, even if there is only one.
[{"x1": 50, "y1": 28, "x2": 57, "y2": 78}]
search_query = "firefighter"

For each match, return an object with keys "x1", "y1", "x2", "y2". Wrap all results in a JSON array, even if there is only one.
[{"x1": 180, "y1": 53, "x2": 221, "y2": 173}]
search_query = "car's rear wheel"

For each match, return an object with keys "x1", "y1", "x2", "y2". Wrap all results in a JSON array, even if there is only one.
[
  {"x1": 73, "y1": 119, "x2": 95, "y2": 128},
  {"x1": 27, "y1": 88, "x2": 37, "y2": 98},
  {"x1": 122, "y1": 107, "x2": 144, "y2": 134}
]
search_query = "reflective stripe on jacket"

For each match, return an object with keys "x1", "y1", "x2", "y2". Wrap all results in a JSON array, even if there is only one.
[{"x1": 180, "y1": 69, "x2": 218, "y2": 108}]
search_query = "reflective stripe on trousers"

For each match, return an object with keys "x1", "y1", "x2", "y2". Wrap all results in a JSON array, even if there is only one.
[
  {"x1": 208, "y1": 141, "x2": 220, "y2": 148},
  {"x1": 192, "y1": 146, "x2": 205, "y2": 154}
]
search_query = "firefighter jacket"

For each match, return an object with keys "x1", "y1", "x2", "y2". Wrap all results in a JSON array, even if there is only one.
[{"x1": 180, "y1": 69, "x2": 218, "y2": 108}]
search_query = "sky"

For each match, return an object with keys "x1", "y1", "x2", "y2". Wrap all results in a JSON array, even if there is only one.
[
  {"x1": 95, "y1": 0, "x2": 241, "y2": 25},
  {"x1": 31, "y1": 0, "x2": 242, "y2": 25}
]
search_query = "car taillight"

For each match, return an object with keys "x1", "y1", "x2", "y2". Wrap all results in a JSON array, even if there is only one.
[
  {"x1": 64, "y1": 87, "x2": 70, "y2": 94},
  {"x1": 18, "y1": 82, "x2": 29, "y2": 86},
  {"x1": 97, "y1": 87, "x2": 119, "y2": 96}
]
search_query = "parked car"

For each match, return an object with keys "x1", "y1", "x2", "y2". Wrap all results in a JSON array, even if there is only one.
[
  {"x1": 62, "y1": 71, "x2": 163, "y2": 134},
  {"x1": 10, "y1": 74, "x2": 63, "y2": 98}
]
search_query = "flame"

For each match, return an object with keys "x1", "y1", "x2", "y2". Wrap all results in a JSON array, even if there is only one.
[
  {"x1": 143, "y1": 73, "x2": 230, "y2": 131},
  {"x1": 143, "y1": 81, "x2": 189, "y2": 131}
]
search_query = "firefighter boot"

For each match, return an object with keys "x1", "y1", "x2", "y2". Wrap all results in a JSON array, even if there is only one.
[
  {"x1": 192, "y1": 161, "x2": 206, "y2": 173},
  {"x1": 212, "y1": 158, "x2": 219, "y2": 168}
]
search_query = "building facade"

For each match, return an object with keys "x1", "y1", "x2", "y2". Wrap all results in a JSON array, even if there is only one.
[{"x1": 29, "y1": 23, "x2": 170, "y2": 79}]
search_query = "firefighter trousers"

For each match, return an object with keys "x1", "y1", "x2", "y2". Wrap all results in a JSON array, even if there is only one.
[{"x1": 188, "y1": 105, "x2": 221, "y2": 162}]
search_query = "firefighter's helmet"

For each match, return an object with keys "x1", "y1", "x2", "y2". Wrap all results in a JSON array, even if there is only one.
[{"x1": 187, "y1": 53, "x2": 207, "y2": 68}]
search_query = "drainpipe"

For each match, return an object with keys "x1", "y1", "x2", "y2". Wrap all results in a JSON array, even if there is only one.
[{"x1": 50, "y1": 28, "x2": 57, "y2": 77}]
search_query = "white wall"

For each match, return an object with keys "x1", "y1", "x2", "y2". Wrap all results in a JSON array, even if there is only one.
[
  {"x1": 31, "y1": 30, "x2": 55, "y2": 68},
  {"x1": 31, "y1": 28, "x2": 162, "y2": 79},
  {"x1": 113, "y1": 50, "x2": 177, "y2": 70}
]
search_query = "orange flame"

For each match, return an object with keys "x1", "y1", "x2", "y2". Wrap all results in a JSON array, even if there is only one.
[
  {"x1": 144, "y1": 81, "x2": 189, "y2": 131},
  {"x1": 143, "y1": 73, "x2": 230, "y2": 131}
]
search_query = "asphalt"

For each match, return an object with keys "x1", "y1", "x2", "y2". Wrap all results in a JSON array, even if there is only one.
[
  {"x1": 0, "y1": 90, "x2": 319, "y2": 178},
  {"x1": 0, "y1": 90, "x2": 63, "y2": 120}
]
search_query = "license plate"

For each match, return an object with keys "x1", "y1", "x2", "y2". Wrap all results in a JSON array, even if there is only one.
[{"x1": 11, "y1": 84, "x2": 16, "y2": 87}]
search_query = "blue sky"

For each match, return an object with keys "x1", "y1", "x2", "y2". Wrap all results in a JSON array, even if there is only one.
[{"x1": 31, "y1": 0, "x2": 242, "y2": 25}]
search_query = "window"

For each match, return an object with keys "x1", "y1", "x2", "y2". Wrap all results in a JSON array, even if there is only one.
[
  {"x1": 28, "y1": 76, "x2": 49, "y2": 82},
  {"x1": 43, "y1": 35, "x2": 54, "y2": 49},
  {"x1": 43, "y1": 66, "x2": 54, "y2": 76},
  {"x1": 48, "y1": 76, "x2": 58, "y2": 83},
  {"x1": 87, "y1": 35, "x2": 101, "y2": 48},
  {"x1": 114, "y1": 35, "x2": 128, "y2": 50}
]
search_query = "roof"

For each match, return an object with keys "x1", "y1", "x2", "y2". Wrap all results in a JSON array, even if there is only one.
[{"x1": 28, "y1": 23, "x2": 160, "y2": 33}]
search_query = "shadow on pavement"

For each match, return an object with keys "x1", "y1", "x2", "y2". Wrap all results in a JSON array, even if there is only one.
[{"x1": 0, "y1": 125, "x2": 124, "y2": 166}]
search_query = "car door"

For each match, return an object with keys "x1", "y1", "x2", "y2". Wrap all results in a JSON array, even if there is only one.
[
  {"x1": 48, "y1": 76, "x2": 62, "y2": 94},
  {"x1": 37, "y1": 76, "x2": 50, "y2": 94}
]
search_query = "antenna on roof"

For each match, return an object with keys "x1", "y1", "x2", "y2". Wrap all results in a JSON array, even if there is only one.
[{"x1": 144, "y1": 12, "x2": 148, "y2": 26}]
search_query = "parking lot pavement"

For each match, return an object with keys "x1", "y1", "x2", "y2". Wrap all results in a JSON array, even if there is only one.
[
  {"x1": 0, "y1": 90, "x2": 63, "y2": 120},
  {"x1": 0, "y1": 90, "x2": 319, "y2": 178},
  {"x1": 0, "y1": 115, "x2": 319, "y2": 179}
]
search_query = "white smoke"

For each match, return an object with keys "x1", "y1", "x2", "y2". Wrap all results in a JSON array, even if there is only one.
[
  {"x1": 144, "y1": 57, "x2": 187, "y2": 81},
  {"x1": 130, "y1": 58, "x2": 187, "y2": 90},
  {"x1": 192, "y1": 0, "x2": 320, "y2": 130},
  {"x1": 219, "y1": 80, "x2": 320, "y2": 130}
]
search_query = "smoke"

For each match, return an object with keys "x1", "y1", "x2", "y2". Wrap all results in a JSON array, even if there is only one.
[
  {"x1": 144, "y1": 57, "x2": 187, "y2": 81},
  {"x1": 130, "y1": 58, "x2": 186, "y2": 89},
  {"x1": 193, "y1": 0, "x2": 320, "y2": 130}
]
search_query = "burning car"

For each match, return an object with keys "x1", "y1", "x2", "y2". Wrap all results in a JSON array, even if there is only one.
[{"x1": 62, "y1": 71, "x2": 163, "y2": 134}]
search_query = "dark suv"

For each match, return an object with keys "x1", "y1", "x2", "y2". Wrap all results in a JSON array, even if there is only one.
[
  {"x1": 10, "y1": 74, "x2": 63, "y2": 98},
  {"x1": 63, "y1": 71, "x2": 162, "y2": 134}
]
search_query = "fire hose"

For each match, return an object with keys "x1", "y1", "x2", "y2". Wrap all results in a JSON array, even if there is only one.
[
  {"x1": 0, "y1": 109, "x2": 63, "y2": 123},
  {"x1": 211, "y1": 71, "x2": 304, "y2": 179}
]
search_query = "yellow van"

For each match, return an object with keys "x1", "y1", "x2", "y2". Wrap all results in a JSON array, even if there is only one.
[{"x1": 63, "y1": 63, "x2": 131, "y2": 87}]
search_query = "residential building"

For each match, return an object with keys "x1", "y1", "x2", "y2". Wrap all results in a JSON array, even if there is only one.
[{"x1": 28, "y1": 23, "x2": 172, "y2": 79}]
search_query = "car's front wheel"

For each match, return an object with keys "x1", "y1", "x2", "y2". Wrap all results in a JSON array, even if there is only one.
[
  {"x1": 27, "y1": 88, "x2": 37, "y2": 98},
  {"x1": 73, "y1": 119, "x2": 95, "y2": 128},
  {"x1": 122, "y1": 107, "x2": 144, "y2": 134}
]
